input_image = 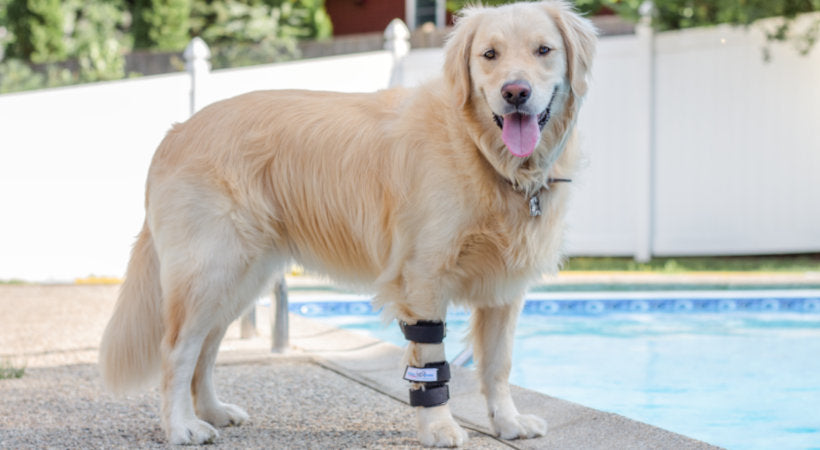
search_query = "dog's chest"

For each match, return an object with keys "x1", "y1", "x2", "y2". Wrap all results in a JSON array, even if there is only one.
[{"x1": 453, "y1": 192, "x2": 565, "y2": 290}]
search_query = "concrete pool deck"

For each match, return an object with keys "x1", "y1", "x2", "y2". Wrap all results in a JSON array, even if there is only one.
[{"x1": 0, "y1": 283, "x2": 730, "y2": 449}]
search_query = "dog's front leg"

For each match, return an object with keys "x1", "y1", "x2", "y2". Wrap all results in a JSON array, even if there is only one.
[
  {"x1": 401, "y1": 320, "x2": 468, "y2": 447},
  {"x1": 472, "y1": 300, "x2": 547, "y2": 440}
]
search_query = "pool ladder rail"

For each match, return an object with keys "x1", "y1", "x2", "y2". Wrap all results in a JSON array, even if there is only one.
[
  {"x1": 451, "y1": 346, "x2": 474, "y2": 367},
  {"x1": 239, "y1": 273, "x2": 290, "y2": 352}
]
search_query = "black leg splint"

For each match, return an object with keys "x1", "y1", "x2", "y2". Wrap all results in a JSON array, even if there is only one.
[{"x1": 400, "y1": 321, "x2": 451, "y2": 407}]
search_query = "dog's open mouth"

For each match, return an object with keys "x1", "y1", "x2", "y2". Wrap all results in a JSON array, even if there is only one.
[
  {"x1": 492, "y1": 88, "x2": 557, "y2": 158},
  {"x1": 493, "y1": 108, "x2": 551, "y2": 131},
  {"x1": 492, "y1": 109, "x2": 550, "y2": 158}
]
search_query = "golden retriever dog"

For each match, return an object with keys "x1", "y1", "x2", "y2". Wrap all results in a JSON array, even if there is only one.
[{"x1": 100, "y1": 1, "x2": 596, "y2": 446}]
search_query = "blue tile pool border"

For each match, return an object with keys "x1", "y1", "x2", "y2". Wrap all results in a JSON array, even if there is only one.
[{"x1": 276, "y1": 290, "x2": 820, "y2": 317}]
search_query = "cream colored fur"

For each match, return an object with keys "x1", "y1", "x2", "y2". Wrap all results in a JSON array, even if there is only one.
[{"x1": 99, "y1": 1, "x2": 596, "y2": 446}]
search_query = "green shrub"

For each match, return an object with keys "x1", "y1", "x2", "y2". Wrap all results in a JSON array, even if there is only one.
[
  {"x1": 63, "y1": 0, "x2": 131, "y2": 82},
  {"x1": 133, "y1": 0, "x2": 191, "y2": 51},
  {"x1": 0, "y1": 58, "x2": 73, "y2": 93},
  {"x1": 0, "y1": 58, "x2": 44, "y2": 92},
  {"x1": 0, "y1": 0, "x2": 11, "y2": 54},
  {"x1": 0, "y1": 0, "x2": 352, "y2": 91},
  {"x1": 191, "y1": 0, "x2": 301, "y2": 68},
  {"x1": 634, "y1": 0, "x2": 820, "y2": 32},
  {"x1": 6, "y1": 0, "x2": 66, "y2": 63},
  {"x1": 271, "y1": 0, "x2": 333, "y2": 40}
]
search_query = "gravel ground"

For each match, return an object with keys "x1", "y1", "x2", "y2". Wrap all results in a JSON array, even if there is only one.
[
  {"x1": 0, "y1": 285, "x2": 506, "y2": 449},
  {"x1": 0, "y1": 360, "x2": 475, "y2": 448}
]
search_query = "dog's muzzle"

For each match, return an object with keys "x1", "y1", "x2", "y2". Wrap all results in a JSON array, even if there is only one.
[
  {"x1": 399, "y1": 320, "x2": 451, "y2": 407},
  {"x1": 493, "y1": 86, "x2": 558, "y2": 131}
]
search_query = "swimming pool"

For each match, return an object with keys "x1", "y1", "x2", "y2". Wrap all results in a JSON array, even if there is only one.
[{"x1": 287, "y1": 290, "x2": 820, "y2": 449}]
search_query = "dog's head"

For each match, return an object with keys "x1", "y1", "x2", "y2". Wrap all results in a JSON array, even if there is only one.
[{"x1": 444, "y1": 1, "x2": 596, "y2": 159}]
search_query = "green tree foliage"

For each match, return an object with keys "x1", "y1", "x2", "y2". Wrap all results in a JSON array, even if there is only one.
[
  {"x1": 6, "y1": 0, "x2": 66, "y2": 63},
  {"x1": 192, "y1": 0, "x2": 283, "y2": 46},
  {"x1": 133, "y1": 0, "x2": 191, "y2": 51},
  {"x1": 0, "y1": 58, "x2": 45, "y2": 92},
  {"x1": 64, "y1": 0, "x2": 131, "y2": 81},
  {"x1": 639, "y1": 0, "x2": 820, "y2": 57},
  {"x1": 1, "y1": 0, "x2": 130, "y2": 92},
  {"x1": 270, "y1": 0, "x2": 333, "y2": 39},
  {"x1": 0, "y1": 0, "x2": 10, "y2": 34},
  {"x1": 0, "y1": 0, "x2": 332, "y2": 91},
  {"x1": 632, "y1": 0, "x2": 820, "y2": 31},
  {"x1": 190, "y1": 0, "x2": 331, "y2": 43},
  {"x1": 0, "y1": 0, "x2": 11, "y2": 61},
  {"x1": 190, "y1": 0, "x2": 296, "y2": 68},
  {"x1": 190, "y1": 0, "x2": 332, "y2": 68},
  {"x1": 0, "y1": 59, "x2": 73, "y2": 93}
]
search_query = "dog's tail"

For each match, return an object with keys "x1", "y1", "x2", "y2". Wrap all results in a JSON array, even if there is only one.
[{"x1": 99, "y1": 222, "x2": 164, "y2": 394}]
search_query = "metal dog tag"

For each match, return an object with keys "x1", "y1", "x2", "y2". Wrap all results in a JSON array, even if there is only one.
[{"x1": 529, "y1": 195, "x2": 542, "y2": 217}]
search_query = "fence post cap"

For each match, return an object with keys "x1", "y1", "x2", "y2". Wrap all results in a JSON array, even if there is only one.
[
  {"x1": 384, "y1": 19, "x2": 411, "y2": 58},
  {"x1": 639, "y1": 1, "x2": 654, "y2": 22},
  {"x1": 384, "y1": 18, "x2": 410, "y2": 40},
  {"x1": 184, "y1": 37, "x2": 211, "y2": 62}
]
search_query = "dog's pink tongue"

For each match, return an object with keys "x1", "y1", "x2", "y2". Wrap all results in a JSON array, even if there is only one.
[{"x1": 502, "y1": 113, "x2": 539, "y2": 158}]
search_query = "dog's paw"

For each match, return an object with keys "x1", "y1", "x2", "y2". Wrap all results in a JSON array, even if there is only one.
[
  {"x1": 492, "y1": 413, "x2": 547, "y2": 440},
  {"x1": 168, "y1": 418, "x2": 219, "y2": 445},
  {"x1": 418, "y1": 417, "x2": 469, "y2": 448},
  {"x1": 198, "y1": 402, "x2": 249, "y2": 427}
]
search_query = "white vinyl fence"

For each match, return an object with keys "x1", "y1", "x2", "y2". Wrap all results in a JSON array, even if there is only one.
[
  {"x1": 1, "y1": 17, "x2": 819, "y2": 281},
  {"x1": 571, "y1": 14, "x2": 820, "y2": 259}
]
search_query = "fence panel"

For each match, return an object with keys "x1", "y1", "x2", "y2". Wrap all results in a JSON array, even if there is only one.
[
  {"x1": 566, "y1": 34, "x2": 651, "y2": 256},
  {"x1": 0, "y1": 74, "x2": 190, "y2": 280},
  {"x1": 0, "y1": 49, "x2": 396, "y2": 281},
  {"x1": 204, "y1": 51, "x2": 395, "y2": 107},
  {"x1": 652, "y1": 23, "x2": 820, "y2": 255}
]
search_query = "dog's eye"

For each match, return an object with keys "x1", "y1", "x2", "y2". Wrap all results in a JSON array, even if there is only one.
[
  {"x1": 537, "y1": 46, "x2": 552, "y2": 56},
  {"x1": 483, "y1": 49, "x2": 496, "y2": 60}
]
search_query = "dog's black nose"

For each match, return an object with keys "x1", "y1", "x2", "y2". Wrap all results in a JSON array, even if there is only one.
[{"x1": 501, "y1": 80, "x2": 531, "y2": 107}]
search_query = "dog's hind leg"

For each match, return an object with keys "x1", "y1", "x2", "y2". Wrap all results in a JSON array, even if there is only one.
[
  {"x1": 160, "y1": 299, "x2": 218, "y2": 445},
  {"x1": 156, "y1": 220, "x2": 274, "y2": 445},
  {"x1": 470, "y1": 299, "x2": 547, "y2": 440},
  {"x1": 191, "y1": 322, "x2": 250, "y2": 427}
]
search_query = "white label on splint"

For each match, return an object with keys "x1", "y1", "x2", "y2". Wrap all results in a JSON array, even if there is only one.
[{"x1": 403, "y1": 366, "x2": 439, "y2": 382}]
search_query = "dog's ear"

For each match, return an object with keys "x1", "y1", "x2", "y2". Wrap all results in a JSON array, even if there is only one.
[
  {"x1": 546, "y1": 1, "x2": 598, "y2": 99},
  {"x1": 443, "y1": 8, "x2": 483, "y2": 109}
]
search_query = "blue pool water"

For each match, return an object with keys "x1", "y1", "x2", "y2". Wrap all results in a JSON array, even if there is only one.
[{"x1": 289, "y1": 291, "x2": 820, "y2": 450}]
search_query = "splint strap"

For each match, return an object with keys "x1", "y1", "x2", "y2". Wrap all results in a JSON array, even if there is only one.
[
  {"x1": 408, "y1": 384, "x2": 450, "y2": 408},
  {"x1": 399, "y1": 320, "x2": 446, "y2": 344}
]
